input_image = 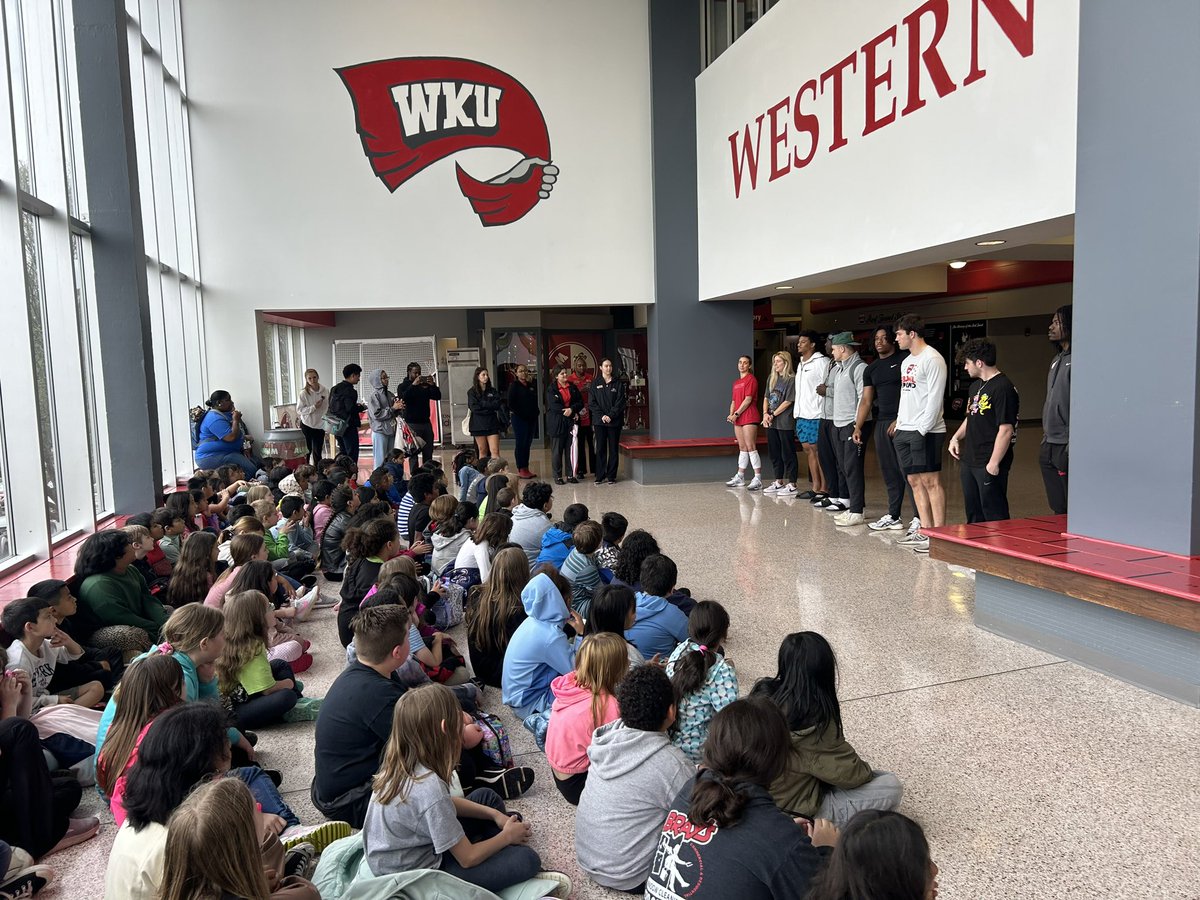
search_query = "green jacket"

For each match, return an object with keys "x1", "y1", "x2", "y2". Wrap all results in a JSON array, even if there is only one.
[
  {"x1": 769, "y1": 720, "x2": 873, "y2": 817},
  {"x1": 264, "y1": 527, "x2": 291, "y2": 561},
  {"x1": 312, "y1": 834, "x2": 562, "y2": 900},
  {"x1": 76, "y1": 568, "x2": 169, "y2": 642}
]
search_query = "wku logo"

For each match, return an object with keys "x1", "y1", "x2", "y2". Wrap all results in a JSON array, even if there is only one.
[{"x1": 337, "y1": 56, "x2": 558, "y2": 226}]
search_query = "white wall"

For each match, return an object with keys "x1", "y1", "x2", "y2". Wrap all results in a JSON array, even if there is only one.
[
  {"x1": 182, "y1": 0, "x2": 654, "y2": 432},
  {"x1": 696, "y1": 0, "x2": 1079, "y2": 300}
]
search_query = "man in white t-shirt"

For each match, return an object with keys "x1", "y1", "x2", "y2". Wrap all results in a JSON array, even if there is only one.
[
  {"x1": 890, "y1": 315, "x2": 948, "y2": 553},
  {"x1": 793, "y1": 331, "x2": 830, "y2": 500}
]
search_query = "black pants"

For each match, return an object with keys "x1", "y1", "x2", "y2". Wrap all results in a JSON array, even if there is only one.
[
  {"x1": 336, "y1": 428, "x2": 360, "y2": 462},
  {"x1": 48, "y1": 646, "x2": 124, "y2": 693},
  {"x1": 512, "y1": 416, "x2": 535, "y2": 471},
  {"x1": 405, "y1": 421, "x2": 436, "y2": 467},
  {"x1": 552, "y1": 771, "x2": 588, "y2": 806},
  {"x1": 876, "y1": 418, "x2": 911, "y2": 520},
  {"x1": 766, "y1": 428, "x2": 798, "y2": 483},
  {"x1": 961, "y1": 460, "x2": 1012, "y2": 523},
  {"x1": 1039, "y1": 442, "x2": 1069, "y2": 515},
  {"x1": 312, "y1": 778, "x2": 372, "y2": 830},
  {"x1": 551, "y1": 432, "x2": 574, "y2": 480},
  {"x1": 233, "y1": 659, "x2": 300, "y2": 729},
  {"x1": 817, "y1": 419, "x2": 844, "y2": 499},
  {"x1": 0, "y1": 718, "x2": 81, "y2": 858},
  {"x1": 594, "y1": 423, "x2": 622, "y2": 481},
  {"x1": 835, "y1": 422, "x2": 870, "y2": 513},
  {"x1": 300, "y1": 423, "x2": 325, "y2": 467},
  {"x1": 575, "y1": 424, "x2": 596, "y2": 475},
  {"x1": 278, "y1": 557, "x2": 316, "y2": 584}
]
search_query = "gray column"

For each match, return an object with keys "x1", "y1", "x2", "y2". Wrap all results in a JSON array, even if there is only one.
[
  {"x1": 73, "y1": 0, "x2": 163, "y2": 512},
  {"x1": 1069, "y1": 0, "x2": 1200, "y2": 554},
  {"x1": 647, "y1": 0, "x2": 753, "y2": 441}
]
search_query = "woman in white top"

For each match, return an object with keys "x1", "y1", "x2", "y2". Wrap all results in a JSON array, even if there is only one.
[
  {"x1": 296, "y1": 368, "x2": 330, "y2": 467},
  {"x1": 453, "y1": 513, "x2": 513, "y2": 583}
]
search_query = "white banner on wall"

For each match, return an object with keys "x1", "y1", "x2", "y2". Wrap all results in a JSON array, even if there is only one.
[{"x1": 696, "y1": 0, "x2": 1080, "y2": 300}]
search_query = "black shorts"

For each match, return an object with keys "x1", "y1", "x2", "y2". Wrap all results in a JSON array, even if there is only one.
[{"x1": 894, "y1": 430, "x2": 945, "y2": 475}]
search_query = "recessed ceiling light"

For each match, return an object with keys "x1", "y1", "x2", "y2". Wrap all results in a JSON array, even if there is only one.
[
  {"x1": 948, "y1": 260, "x2": 967, "y2": 269},
  {"x1": 775, "y1": 285, "x2": 793, "y2": 291},
  {"x1": 975, "y1": 239, "x2": 1006, "y2": 246}
]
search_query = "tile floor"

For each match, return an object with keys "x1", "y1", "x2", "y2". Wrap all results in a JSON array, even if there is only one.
[{"x1": 38, "y1": 435, "x2": 1200, "y2": 899}]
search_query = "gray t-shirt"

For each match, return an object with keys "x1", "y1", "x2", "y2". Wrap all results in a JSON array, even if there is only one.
[
  {"x1": 363, "y1": 766, "x2": 464, "y2": 875},
  {"x1": 766, "y1": 376, "x2": 796, "y2": 431}
]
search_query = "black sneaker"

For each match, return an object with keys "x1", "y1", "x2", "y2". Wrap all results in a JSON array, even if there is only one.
[
  {"x1": 567, "y1": 477, "x2": 579, "y2": 484},
  {"x1": 797, "y1": 490, "x2": 816, "y2": 500},
  {"x1": 282, "y1": 842, "x2": 316, "y2": 880},
  {"x1": 808, "y1": 492, "x2": 828, "y2": 505},
  {"x1": 300, "y1": 574, "x2": 319, "y2": 590},
  {"x1": 243, "y1": 730, "x2": 259, "y2": 747},
  {"x1": 263, "y1": 768, "x2": 283, "y2": 787},
  {"x1": 554, "y1": 478, "x2": 565, "y2": 485},
  {"x1": 0, "y1": 867, "x2": 55, "y2": 898},
  {"x1": 475, "y1": 766, "x2": 535, "y2": 799},
  {"x1": 594, "y1": 479, "x2": 604, "y2": 485}
]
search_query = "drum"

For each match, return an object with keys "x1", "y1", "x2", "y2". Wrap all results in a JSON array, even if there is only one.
[{"x1": 260, "y1": 428, "x2": 308, "y2": 470}]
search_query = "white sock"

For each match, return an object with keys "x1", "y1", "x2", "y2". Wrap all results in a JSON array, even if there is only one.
[
  {"x1": 737, "y1": 451, "x2": 749, "y2": 472},
  {"x1": 748, "y1": 451, "x2": 761, "y2": 473}
]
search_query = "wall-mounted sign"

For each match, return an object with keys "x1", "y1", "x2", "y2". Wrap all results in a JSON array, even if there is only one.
[{"x1": 338, "y1": 57, "x2": 559, "y2": 226}]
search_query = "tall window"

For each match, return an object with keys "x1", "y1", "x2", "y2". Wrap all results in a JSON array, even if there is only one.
[
  {"x1": 702, "y1": 0, "x2": 780, "y2": 65},
  {"x1": 127, "y1": 0, "x2": 206, "y2": 486},
  {"x1": 0, "y1": 0, "x2": 113, "y2": 564},
  {"x1": 263, "y1": 322, "x2": 307, "y2": 423}
]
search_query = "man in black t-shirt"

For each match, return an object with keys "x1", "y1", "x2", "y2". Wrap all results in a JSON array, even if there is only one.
[
  {"x1": 855, "y1": 326, "x2": 913, "y2": 532},
  {"x1": 398, "y1": 362, "x2": 442, "y2": 466},
  {"x1": 949, "y1": 338, "x2": 1019, "y2": 523}
]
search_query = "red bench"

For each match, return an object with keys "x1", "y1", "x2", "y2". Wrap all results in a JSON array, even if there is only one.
[
  {"x1": 926, "y1": 515, "x2": 1200, "y2": 632},
  {"x1": 619, "y1": 433, "x2": 767, "y2": 460}
]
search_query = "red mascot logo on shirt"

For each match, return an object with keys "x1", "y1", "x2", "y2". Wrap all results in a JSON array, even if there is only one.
[{"x1": 336, "y1": 56, "x2": 558, "y2": 226}]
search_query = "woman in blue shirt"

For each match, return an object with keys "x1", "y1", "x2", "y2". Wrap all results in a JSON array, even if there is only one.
[{"x1": 194, "y1": 391, "x2": 263, "y2": 478}]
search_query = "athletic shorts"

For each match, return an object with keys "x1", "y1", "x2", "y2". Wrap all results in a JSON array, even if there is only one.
[
  {"x1": 893, "y1": 430, "x2": 945, "y2": 474},
  {"x1": 794, "y1": 417, "x2": 820, "y2": 445}
]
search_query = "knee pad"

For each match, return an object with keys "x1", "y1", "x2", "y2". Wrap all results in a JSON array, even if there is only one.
[
  {"x1": 748, "y1": 451, "x2": 762, "y2": 469},
  {"x1": 737, "y1": 451, "x2": 750, "y2": 469}
]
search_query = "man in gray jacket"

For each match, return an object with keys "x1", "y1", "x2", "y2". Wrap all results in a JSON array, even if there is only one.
[
  {"x1": 575, "y1": 665, "x2": 693, "y2": 893},
  {"x1": 828, "y1": 332, "x2": 870, "y2": 527},
  {"x1": 1040, "y1": 305, "x2": 1071, "y2": 514}
]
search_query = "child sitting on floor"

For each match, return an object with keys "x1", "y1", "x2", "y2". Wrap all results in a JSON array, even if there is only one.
[
  {"x1": 596, "y1": 511, "x2": 627, "y2": 573},
  {"x1": 625, "y1": 554, "x2": 689, "y2": 662},
  {"x1": 2, "y1": 598, "x2": 104, "y2": 711},
  {"x1": 27, "y1": 579, "x2": 124, "y2": 693},
  {"x1": 363, "y1": 684, "x2": 567, "y2": 897},
  {"x1": 807, "y1": 810, "x2": 938, "y2": 900},
  {"x1": 559, "y1": 519, "x2": 604, "y2": 619},
  {"x1": 584, "y1": 583, "x2": 645, "y2": 667},
  {"x1": 751, "y1": 631, "x2": 903, "y2": 826},
  {"x1": 217, "y1": 591, "x2": 319, "y2": 729},
  {"x1": 665, "y1": 600, "x2": 738, "y2": 765},
  {"x1": 545, "y1": 632, "x2": 627, "y2": 805},
  {"x1": 534, "y1": 503, "x2": 588, "y2": 569}
]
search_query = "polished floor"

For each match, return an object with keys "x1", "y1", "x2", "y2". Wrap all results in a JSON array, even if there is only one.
[{"x1": 48, "y1": 433, "x2": 1200, "y2": 899}]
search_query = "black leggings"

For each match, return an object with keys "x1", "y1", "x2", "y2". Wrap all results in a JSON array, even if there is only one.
[
  {"x1": 233, "y1": 658, "x2": 300, "y2": 729},
  {"x1": 766, "y1": 428, "x2": 798, "y2": 483},
  {"x1": 300, "y1": 423, "x2": 325, "y2": 467},
  {"x1": 594, "y1": 423, "x2": 622, "y2": 481},
  {"x1": 0, "y1": 718, "x2": 81, "y2": 858}
]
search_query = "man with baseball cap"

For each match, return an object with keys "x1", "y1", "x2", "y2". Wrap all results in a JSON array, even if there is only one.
[{"x1": 827, "y1": 333, "x2": 870, "y2": 526}]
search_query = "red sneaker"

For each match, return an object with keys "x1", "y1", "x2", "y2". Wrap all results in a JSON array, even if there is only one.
[
  {"x1": 518, "y1": 469, "x2": 537, "y2": 479},
  {"x1": 290, "y1": 653, "x2": 314, "y2": 674},
  {"x1": 301, "y1": 639, "x2": 311, "y2": 651}
]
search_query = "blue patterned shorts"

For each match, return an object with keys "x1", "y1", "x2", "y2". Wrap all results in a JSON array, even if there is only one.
[{"x1": 795, "y1": 417, "x2": 820, "y2": 445}]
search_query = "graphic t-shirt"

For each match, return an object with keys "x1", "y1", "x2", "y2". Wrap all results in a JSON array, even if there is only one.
[
  {"x1": 964, "y1": 374, "x2": 1019, "y2": 467},
  {"x1": 765, "y1": 377, "x2": 796, "y2": 431},
  {"x1": 896, "y1": 347, "x2": 948, "y2": 434},
  {"x1": 863, "y1": 350, "x2": 909, "y2": 421},
  {"x1": 645, "y1": 778, "x2": 830, "y2": 900}
]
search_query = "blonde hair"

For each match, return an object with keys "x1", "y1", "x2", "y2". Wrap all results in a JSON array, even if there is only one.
[
  {"x1": 231, "y1": 517, "x2": 264, "y2": 537},
  {"x1": 157, "y1": 604, "x2": 223, "y2": 657},
  {"x1": 243, "y1": 484, "x2": 271, "y2": 505},
  {"x1": 429, "y1": 494, "x2": 458, "y2": 524},
  {"x1": 484, "y1": 457, "x2": 508, "y2": 476},
  {"x1": 215, "y1": 591, "x2": 270, "y2": 695},
  {"x1": 575, "y1": 632, "x2": 629, "y2": 730},
  {"x1": 767, "y1": 351, "x2": 795, "y2": 392},
  {"x1": 251, "y1": 499, "x2": 276, "y2": 521},
  {"x1": 376, "y1": 554, "x2": 418, "y2": 587},
  {"x1": 373, "y1": 684, "x2": 461, "y2": 805},
  {"x1": 159, "y1": 778, "x2": 270, "y2": 900},
  {"x1": 122, "y1": 524, "x2": 151, "y2": 545}
]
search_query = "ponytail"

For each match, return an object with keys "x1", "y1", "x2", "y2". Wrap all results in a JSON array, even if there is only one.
[
  {"x1": 342, "y1": 517, "x2": 398, "y2": 560},
  {"x1": 689, "y1": 698, "x2": 790, "y2": 829},
  {"x1": 437, "y1": 501, "x2": 478, "y2": 539},
  {"x1": 670, "y1": 600, "x2": 730, "y2": 698}
]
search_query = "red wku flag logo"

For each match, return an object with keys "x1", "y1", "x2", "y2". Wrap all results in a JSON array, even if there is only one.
[{"x1": 336, "y1": 56, "x2": 558, "y2": 226}]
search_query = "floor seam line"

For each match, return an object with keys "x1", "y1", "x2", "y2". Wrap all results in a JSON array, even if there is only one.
[{"x1": 840, "y1": 660, "x2": 1069, "y2": 703}]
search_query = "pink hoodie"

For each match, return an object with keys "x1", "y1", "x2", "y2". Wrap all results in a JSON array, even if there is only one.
[{"x1": 544, "y1": 671, "x2": 619, "y2": 774}]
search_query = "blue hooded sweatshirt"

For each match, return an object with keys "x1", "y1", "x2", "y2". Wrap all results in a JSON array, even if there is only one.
[
  {"x1": 534, "y1": 526, "x2": 574, "y2": 569},
  {"x1": 502, "y1": 573, "x2": 577, "y2": 717},
  {"x1": 626, "y1": 591, "x2": 690, "y2": 661}
]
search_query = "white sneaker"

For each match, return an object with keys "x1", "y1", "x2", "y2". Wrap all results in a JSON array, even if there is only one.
[
  {"x1": 895, "y1": 529, "x2": 927, "y2": 547},
  {"x1": 293, "y1": 590, "x2": 315, "y2": 622},
  {"x1": 777, "y1": 484, "x2": 798, "y2": 497},
  {"x1": 763, "y1": 481, "x2": 782, "y2": 494},
  {"x1": 746, "y1": 477, "x2": 763, "y2": 491},
  {"x1": 834, "y1": 512, "x2": 865, "y2": 527},
  {"x1": 868, "y1": 514, "x2": 903, "y2": 531},
  {"x1": 725, "y1": 473, "x2": 745, "y2": 487},
  {"x1": 908, "y1": 517, "x2": 922, "y2": 534},
  {"x1": 534, "y1": 871, "x2": 573, "y2": 899}
]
